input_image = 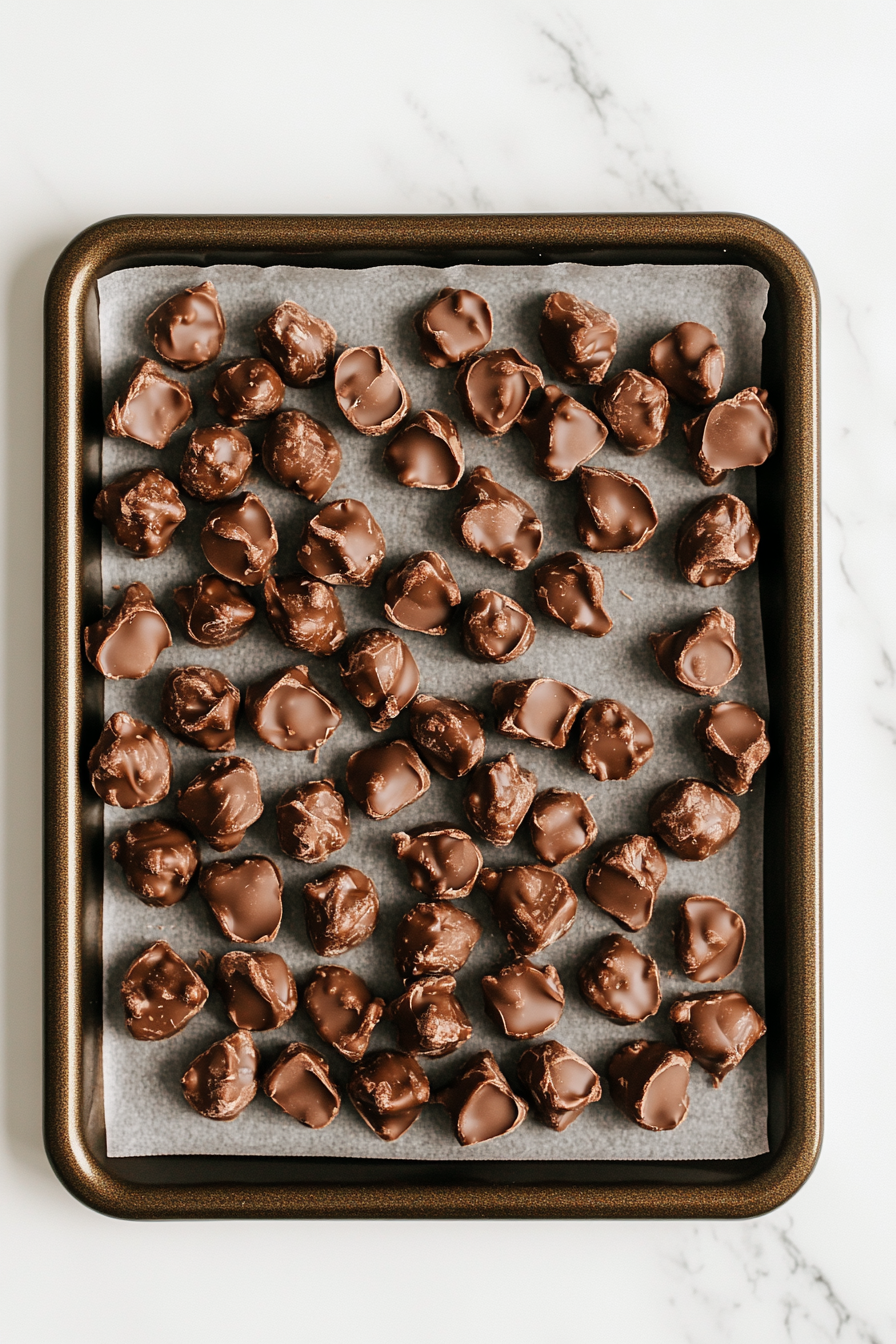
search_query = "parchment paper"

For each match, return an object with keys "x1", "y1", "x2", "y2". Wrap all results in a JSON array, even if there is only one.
[{"x1": 98, "y1": 261, "x2": 770, "y2": 1160}]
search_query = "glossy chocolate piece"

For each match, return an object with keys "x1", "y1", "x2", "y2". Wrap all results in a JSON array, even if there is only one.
[
  {"x1": 414, "y1": 287, "x2": 493, "y2": 367},
  {"x1": 392, "y1": 825, "x2": 483, "y2": 899},
  {"x1": 518, "y1": 385, "x2": 608, "y2": 480},
  {"x1": 492, "y1": 676, "x2": 588, "y2": 750},
  {"x1": 649, "y1": 606, "x2": 742, "y2": 696},
  {"x1": 105, "y1": 358, "x2": 192, "y2": 448},
  {"x1": 578, "y1": 934, "x2": 661, "y2": 1024},
  {"x1": 244, "y1": 664, "x2": 341, "y2": 753},
  {"x1": 348, "y1": 1050, "x2": 430, "y2": 1141},
  {"x1": 121, "y1": 940, "x2": 208, "y2": 1040},
  {"x1": 182, "y1": 1029, "x2": 260, "y2": 1121},
  {"x1": 517, "y1": 1040, "x2": 602, "y2": 1131},
  {"x1": 200, "y1": 491, "x2": 278, "y2": 587},
  {"x1": 649, "y1": 322, "x2": 724, "y2": 407},
  {"x1": 263, "y1": 1043, "x2": 340, "y2": 1127},
  {"x1": 255, "y1": 300, "x2": 336, "y2": 387},
  {"x1": 179, "y1": 425, "x2": 252, "y2": 502},
  {"x1": 584, "y1": 834, "x2": 666, "y2": 932},
  {"x1": 334, "y1": 345, "x2": 409, "y2": 436},
  {"x1": 669, "y1": 991, "x2": 766, "y2": 1085},
  {"x1": 298, "y1": 497, "x2": 386, "y2": 587},
  {"x1": 481, "y1": 958, "x2": 564, "y2": 1039},
  {"x1": 198, "y1": 855, "x2": 283, "y2": 943},
  {"x1": 463, "y1": 753, "x2": 537, "y2": 847},
  {"x1": 174, "y1": 574, "x2": 256, "y2": 648},
  {"x1": 83, "y1": 581, "x2": 171, "y2": 679},
  {"x1": 110, "y1": 819, "x2": 198, "y2": 907},
  {"x1": 177, "y1": 755, "x2": 264, "y2": 851},
  {"x1": 216, "y1": 950, "x2": 297, "y2": 1030},
  {"x1": 304, "y1": 964, "x2": 384, "y2": 1062},
  {"x1": 276, "y1": 779, "x2": 351, "y2": 863},
  {"x1": 345, "y1": 739, "x2": 430, "y2": 820},
  {"x1": 94, "y1": 468, "x2": 186, "y2": 557},
  {"x1": 648, "y1": 778, "x2": 741, "y2": 861},
  {"x1": 480, "y1": 864, "x2": 577, "y2": 955},
  {"x1": 145, "y1": 281, "x2": 225, "y2": 370},
  {"x1": 695, "y1": 701, "x2": 770, "y2": 795},
  {"x1": 436, "y1": 1050, "x2": 527, "y2": 1146},
  {"x1": 455, "y1": 347, "x2": 543, "y2": 436},
  {"x1": 528, "y1": 789, "x2": 596, "y2": 866},
  {"x1": 393, "y1": 902, "x2": 483, "y2": 980},
  {"x1": 88, "y1": 712, "x2": 171, "y2": 808},
  {"x1": 383, "y1": 551, "x2": 461, "y2": 636},
  {"x1": 263, "y1": 573, "x2": 346, "y2": 656},
  {"x1": 684, "y1": 387, "x2": 776, "y2": 485},
  {"x1": 339, "y1": 628, "x2": 419, "y2": 732},
  {"x1": 608, "y1": 1040, "x2": 692, "y2": 1131},
  {"x1": 388, "y1": 974, "x2": 473, "y2": 1057},
  {"x1": 576, "y1": 465, "x2": 658, "y2": 553},
  {"x1": 261, "y1": 409, "x2": 341, "y2": 502},
  {"x1": 452, "y1": 465, "x2": 543, "y2": 570},
  {"x1": 212, "y1": 357, "x2": 284, "y2": 423},
  {"x1": 596, "y1": 369, "x2": 670, "y2": 453},
  {"x1": 676, "y1": 494, "x2": 759, "y2": 587},
  {"x1": 462, "y1": 589, "x2": 536, "y2": 663},
  {"x1": 161, "y1": 665, "x2": 240, "y2": 751},
  {"x1": 675, "y1": 895, "x2": 746, "y2": 983},
  {"x1": 409, "y1": 694, "x2": 485, "y2": 779},
  {"x1": 538, "y1": 291, "x2": 618, "y2": 385},
  {"x1": 384, "y1": 410, "x2": 464, "y2": 489},
  {"x1": 576, "y1": 698, "x2": 654, "y2": 782},
  {"x1": 533, "y1": 552, "x2": 612, "y2": 638},
  {"x1": 302, "y1": 865, "x2": 379, "y2": 955}
]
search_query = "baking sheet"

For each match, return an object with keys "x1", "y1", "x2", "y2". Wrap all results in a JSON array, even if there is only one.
[{"x1": 97, "y1": 260, "x2": 770, "y2": 1160}]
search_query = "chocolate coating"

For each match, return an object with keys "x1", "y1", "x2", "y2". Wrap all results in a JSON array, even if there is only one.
[
  {"x1": 393, "y1": 902, "x2": 483, "y2": 980},
  {"x1": 105, "y1": 358, "x2": 192, "y2": 448},
  {"x1": 578, "y1": 934, "x2": 661, "y2": 1025},
  {"x1": 576, "y1": 698, "x2": 655, "y2": 782},
  {"x1": 649, "y1": 606, "x2": 742, "y2": 696},
  {"x1": 179, "y1": 425, "x2": 252, "y2": 501},
  {"x1": 334, "y1": 346, "x2": 409, "y2": 436},
  {"x1": 455, "y1": 347, "x2": 543, "y2": 437},
  {"x1": 349, "y1": 1051, "x2": 430, "y2": 1141},
  {"x1": 384, "y1": 551, "x2": 461, "y2": 636},
  {"x1": 145, "y1": 281, "x2": 225, "y2": 370},
  {"x1": 493, "y1": 677, "x2": 588, "y2": 750},
  {"x1": 263, "y1": 1043, "x2": 340, "y2": 1128},
  {"x1": 345, "y1": 739, "x2": 430, "y2": 820},
  {"x1": 648, "y1": 778, "x2": 741, "y2": 861},
  {"x1": 216, "y1": 950, "x2": 297, "y2": 1030},
  {"x1": 596, "y1": 369, "x2": 670, "y2": 454},
  {"x1": 173, "y1": 574, "x2": 256, "y2": 648},
  {"x1": 276, "y1": 779, "x2": 351, "y2": 863},
  {"x1": 675, "y1": 895, "x2": 746, "y2": 983},
  {"x1": 339, "y1": 629, "x2": 419, "y2": 732},
  {"x1": 669, "y1": 991, "x2": 766, "y2": 1085},
  {"x1": 695, "y1": 701, "x2": 770, "y2": 795},
  {"x1": 608, "y1": 1040, "x2": 692, "y2": 1131},
  {"x1": 298, "y1": 497, "x2": 386, "y2": 587},
  {"x1": 436, "y1": 1050, "x2": 527, "y2": 1146},
  {"x1": 462, "y1": 589, "x2": 536, "y2": 663},
  {"x1": 676, "y1": 494, "x2": 759, "y2": 586},
  {"x1": 261, "y1": 409, "x2": 341, "y2": 502},
  {"x1": 538, "y1": 291, "x2": 618, "y2": 385},
  {"x1": 414, "y1": 287, "x2": 493, "y2": 367},
  {"x1": 110, "y1": 819, "x2": 199, "y2": 907},
  {"x1": 649, "y1": 322, "x2": 724, "y2": 407},
  {"x1": 254, "y1": 300, "x2": 336, "y2": 387},
  {"x1": 304, "y1": 965, "x2": 384, "y2": 1062},
  {"x1": 161, "y1": 665, "x2": 240, "y2": 751},
  {"x1": 200, "y1": 491, "x2": 278, "y2": 587},
  {"x1": 384, "y1": 410, "x2": 464, "y2": 489},
  {"x1": 83, "y1": 581, "x2": 171, "y2": 680},
  {"x1": 177, "y1": 756, "x2": 264, "y2": 851},
  {"x1": 576, "y1": 466, "x2": 658, "y2": 553},
  {"x1": 182, "y1": 1029, "x2": 260, "y2": 1122},
  {"x1": 408, "y1": 694, "x2": 485, "y2": 779},
  {"x1": 463, "y1": 753, "x2": 537, "y2": 847},
  {"x1": 198, "y1": 855, "x2": 283, "y2": 943},
  {"x1": 684, "y1": 387, "x2": 776, "y2": 485},
  {"x1": 481, "y1": 958, "x2": 564, "y2": 1039},
  {"x1": 244, "y1": 664, "x2": 341, "y2": 753},
  {"x1": 479, "y1": 864, "x2": 577, "y2": 955},
  {"x1": 88, "y1": 712, "x2": 172, "y2": 808},
  {"x1": 121, "y1": 940, "x2": 208, "y2": 1040},
  {"x1": 212, "y1": 357, "x2": 284, "y2": 423},
  {"x1": 388, "y1": 974, "x2": 473, "y2": 1057},
  {"x1": 303, "y1": 865, "x2": 379, "y2": 955},
  {"x1": 94, "y1": 468, "x2": 186, "y2": 557},
  {"x1": 518, "y1": 385, "x2": 608, "y2": 480},
  {"x1": 517, "y1": 1040, "x2": 602, "y2": 1131},
  {"x1": 452, "y1": 465, "x2": 543, "y2": 570},
  {"x1": 528, "y1": 789, "x2": 597, "y2": 866},
  {"x1": 533, "y1": 552, "x2": 612, "y2": 638},
  {"x1": 392, "y1": 825, "x2": 483, "y2": 900},
  {"x1": 263, "y1": 573, "x2": 346, "y2": 656},
  {"x1": 584, "y1": 834, "x2": 666, "y2": 932}
]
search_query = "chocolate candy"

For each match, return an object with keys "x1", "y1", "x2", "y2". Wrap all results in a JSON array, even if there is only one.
[
  {"x1": 212, "y1": 357, "x2": 284, "y2": 423},
  {"x1": 695, "y1": 701, "x2": 769, "y2": 795},
  {"x1": 88, "y1": 712, "x2": 172, "y2": 808},
  {"x1": 649, "y1": 607, "x2": 742, "y2": 696},
  {"x1": 348, "y1": 1051, "x2": 430, "y2": 1141},
  {"x1": 649, "y1": 322, "x2": 724, "y2": 407},
  {"x1": 334, "y1": 346, "x2": 409, "y2": 436},
  {"x1": 669, "y1": 991, "x2": 766, "y2": 1085},
  {"x1": 177, "y1": 756, "x2": 264, "y2": 851},
  {"x1": 263, "y1": 1043, "x2": 340, "y2": 1128},
  {"x1": 298, "y1": 497, "x2": 386, "y2": 587},
  {"x1": 121, "y1": 940, "x2": 208, "y2": 1040},
  {"x1": 199, "y1": 855, "x2": 283, "y2": 943},
  {"x1": 244, "y1": 664, "x2": 341, "y2": 753},
  {"x1": 276, "y1": 779, "x2": 351, "y2": 863},
  {"x1": 408, "y1": 694, "x2": 485, "y2": 779},
  {"x1": 83, "y1": 581, "x2": 171, "y2": 679},
  {"x1": 533, "y1": 551, "x2": 613, "y2": 639},
  {"x1": 481, "y1": 958, "x2": 564, "y2": 1039},
  {"x1": 263, "y1": 574, "x2": 347, "y2": 656},
  {"x1": 538, "y1": 291, "x2": 618, "y2": 385},
  {"x1": 648, "y1": 778, "x2": 740, "y2": 861},
  {"x1": 480, "y1": 864, "x2": 577, "y2": 955},
  {"x1": 576, "y1": 465, "x2": 658, "y2": 553},
  {"x1": 200, "y1": 491, "x2": 278, "y2": 587},
  {"x1": 110, "y1": 819, "x2": 199, "y2": 907},
  {"x1": 383, "y1": 410, "x2": 464, "y2": 490},
  {"x1": 528, "y1": 789, "x2": 596, "y2": 866},
  {"x1": 436, "y1": 1050, "x2": 527, "y2": 1146},
  {"x1": 105, "y1": 358, "x2": 192, "y2": 449},
  {"x1": 463, "y1": 753, "x2": 537, "y2": 847},
  {"x1": 304, "y1": 964, "x2": 385, "y2": 1062},
  {"x1": 676, "y1": 494, "x2": 759, "y2": 587},
  {"x1": 516, "y1": 1040, "x2": 602, "y2": 1131},
  {"x1": 182, "y1": 1029, "x2": 260, "y2": 1122},
  {"x1": 578, "y1": 934, "x2": 661, "y2": 1024},
  {"x1": 383, "y1": 551, "x2": 461, "y2": 636},
  {"x1": 608, "y1": 1041, "x2": 691, "y2": 1131},
  {"x1": 576, "y1": 699, "x2": 654, "y2": 782},
  {"x1": 493, "y1": 677, "x2": 588, "y2": 750},
  {"x1": 518, "y1": 385, "x2": 608, "y2": 481},
  {"x1": 684, "y1": 387, "x2": 776, "y2": 485},
  {"x1": 339, "y1": 629, "x2": 419, "y2": 732},
  {"x1": 179, "y1": 425, "x2": 252, "y2": 502},
  {"x1": 94, "y1": 468, "x2": 186, "y2": 557},
  {"x1": 452, "y1": 466, "x2": 543, "y2": 570},
  {"x1": 303, "y1": 865, "x2": 379, "y2": 955},
  {"x1": 394, "y1": 902, "x2": 482, "y2": 980},
  {"x1": 595, "y1": 369, "x2": 670, "y2": 454},
  {"x1": 455, "y1": 348, "x2": 543, "y2": 436},
  {"x1": 675, "y1": 895, "x2": 746, "y2": 982},
  {"x1": 161, "y1": 665, "x2": 240, "y2": 751},
  {"x1": 254, "y1": 300, "x2": 336, "y2": 387},
  {"x1": 261, "y1": 409, "x2": 341, "y2": 502},
  {"x1": 462, "y1": 589, "x2": 536, "y2": 663},
  {"x1": 414, "y1": 287, "x2": 493, "y2": 367},
  {"x1": 346, "y1": 740, "x2": 430, "y2": 820},
  {"x1": 584, "y1": 834, "x2": 666, "y2": 932},
  {"x1": 174, "y1": 574, "x2": 256, "y2": 648},
  {"x1": 216, "y1": 950, "x2": 297, "y2": 1030},
  {"x1": 392, "y1": 825, "x2": 483, "y2": 899},
  {"x1": 145, "y1": 281, "x2": 225, "y2": 370},
  {"x1": 388, "y1": 974, "x2": 473, "y2": 1057}
]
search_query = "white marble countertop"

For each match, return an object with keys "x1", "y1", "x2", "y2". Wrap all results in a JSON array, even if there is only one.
[{"x1": 1, "y1": 1, "x2": 894, "y2": 1340}]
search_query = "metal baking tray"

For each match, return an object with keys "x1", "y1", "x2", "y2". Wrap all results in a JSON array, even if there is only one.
[{"x1": 44, "y1": 213, "x2": 821, "y2": 1218}]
